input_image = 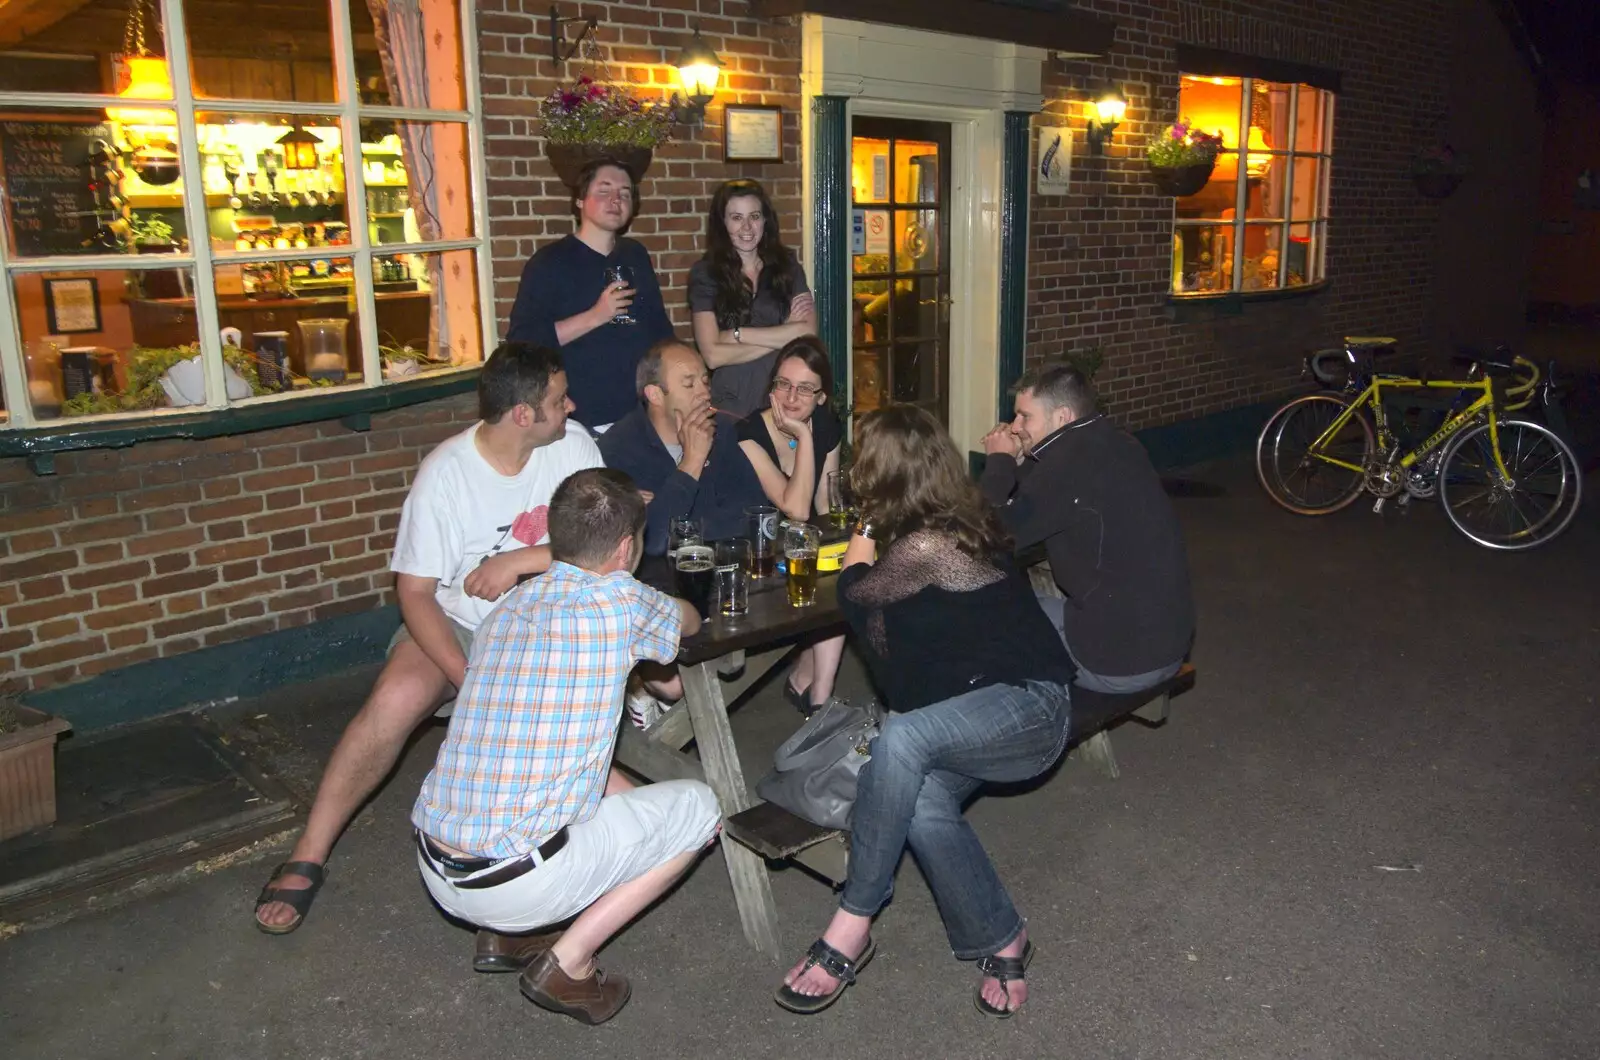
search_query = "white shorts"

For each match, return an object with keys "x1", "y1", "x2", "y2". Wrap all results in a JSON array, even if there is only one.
[{"x1": 417, "y1": 780, "x2": 721, "y2": 933}]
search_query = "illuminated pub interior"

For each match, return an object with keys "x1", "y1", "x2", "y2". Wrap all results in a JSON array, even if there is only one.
[{"x1": 0, "y1": 0, "x2": 479, "y2": 424}]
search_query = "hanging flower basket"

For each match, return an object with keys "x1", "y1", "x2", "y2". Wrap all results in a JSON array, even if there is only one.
[
  {"x1": 1148, "y1": 160, "x2": 1216, "y2": 197},
  {"x1": 540, "y1": 75, "x2": 672, "y2": 190},
  {"x1": 545, "y1": 143, "x2": 655, "y2": 190},
  {"x1": 1145, "y1": 119, "x2": 1223, "y2": 198},
  {"x1": 1412, "y1": 171, "x2": 1462, "y2": 200}
]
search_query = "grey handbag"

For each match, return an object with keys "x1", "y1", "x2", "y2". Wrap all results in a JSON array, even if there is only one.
[{"x1": 756, "y1": 698, "x2": 881, "y2": 830}]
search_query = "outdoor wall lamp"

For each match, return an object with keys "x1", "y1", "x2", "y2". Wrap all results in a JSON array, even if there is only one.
[
  {"x1": 548, "y1": 4, "x2": 598, "y2": 64},
  {"x1": 1086, "y1": 86, "x2": 1128, "y2": 155},
  {"x1": 672, "y1": 28, "x2": 723, "y2": 125}
]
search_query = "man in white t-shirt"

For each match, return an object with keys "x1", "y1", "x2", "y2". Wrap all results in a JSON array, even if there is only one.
[{"x1": 254, "y1": 342, "x2": 603, "y2": 947}]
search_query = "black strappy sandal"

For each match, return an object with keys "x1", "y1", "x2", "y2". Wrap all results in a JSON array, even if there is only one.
[
  {"x1": 783, "y1": 676, "x2": 817, "y2": 717},
  {"x1": 774, "y1": 936, "x2": 877, "y2": 1014},
  {"x1": 974, "y1": 939, "x2": 1035, "y2": 1019},
  {"x1": 254, "y1": 860, "x2": 326, "y2": 935}
]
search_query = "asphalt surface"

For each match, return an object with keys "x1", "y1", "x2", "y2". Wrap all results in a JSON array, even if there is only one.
[{"x1": 1, "y1": 453, "x2": 1596, "y2": 1060}]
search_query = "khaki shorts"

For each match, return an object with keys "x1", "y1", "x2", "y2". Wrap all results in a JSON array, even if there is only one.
[
  {"x1": 387, "y1": 619, "x2": 475, "y2": 717},
  {"x1": 417, "y1": 780, "x2": 721, "y2": 932}
]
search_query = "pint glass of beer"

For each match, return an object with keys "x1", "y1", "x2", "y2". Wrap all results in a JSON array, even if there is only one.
[
  {"x1": 784, "y1": 524, "x2": 820, "y2": 607},
  {"x1": 675, "y1": 544, "x2": 716, "y2": 618},
  {"x1": 746, "y1": 504, "x2": 779, "y2": 578}
]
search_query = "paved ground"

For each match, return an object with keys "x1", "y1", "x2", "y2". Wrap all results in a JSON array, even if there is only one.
[{"x1": 1, "y1": 452, "x2": 1596, "y2": 1060}]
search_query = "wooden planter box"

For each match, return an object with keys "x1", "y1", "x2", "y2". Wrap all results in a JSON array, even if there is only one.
[{"x1": 0, "y1": 705, "x2": 71, "y2": 842}]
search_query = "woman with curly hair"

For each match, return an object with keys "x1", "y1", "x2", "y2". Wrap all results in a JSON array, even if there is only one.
[
  {"x1": 689, "y1": 179, "x2": 816, "y2": 417},
  {"x1": 774, "y1": 405, "x2": 1076, "y2": 1020}
]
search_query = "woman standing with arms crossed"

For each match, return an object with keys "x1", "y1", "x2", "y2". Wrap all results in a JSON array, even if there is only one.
[
  {"x1": 690, "y1": 179, "x2": 816, "y2": 417},
  {"x1": 737, "y1": 337, "x2": 846, "y2": 715},
  {"x1": 774, "y1": 405, "x2": 1076, "y2": 1019}
]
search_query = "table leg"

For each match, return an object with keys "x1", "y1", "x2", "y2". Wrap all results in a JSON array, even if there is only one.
[{"x1": 680, "y1": 659, "x2": 783, "y2": 962}]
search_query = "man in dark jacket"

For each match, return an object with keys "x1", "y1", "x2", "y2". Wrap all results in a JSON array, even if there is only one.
[
  {"x1": 597, "y1": 339, "x2": 766, "y2": 556},
  {"x1": 980, "y1": 364, "x2": 1194, "y2": 693}
]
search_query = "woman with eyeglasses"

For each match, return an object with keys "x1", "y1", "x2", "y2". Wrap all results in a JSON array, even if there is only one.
[
  {"x1": 690, "y1": 179, "x2": 816, "y2": 418},
  {"x1": 737, "y1": 337, "x2": 847, "y2": 714}
]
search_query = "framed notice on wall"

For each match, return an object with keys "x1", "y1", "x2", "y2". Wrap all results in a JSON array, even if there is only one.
[
  {"x1": 1036, "y1": 125, "x2": 1072, "y2": 195},
  {"x1": 724, "y1": 105, "x2": 784, "y2": 164},
  {"x1": 44, "y1": 276, "x2": 102, "y2": 334}
]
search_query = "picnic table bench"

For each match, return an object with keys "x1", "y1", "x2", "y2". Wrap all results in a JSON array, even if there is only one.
[{"x1": 615, "y1": 552, "x2": 1197, "y2": 961}]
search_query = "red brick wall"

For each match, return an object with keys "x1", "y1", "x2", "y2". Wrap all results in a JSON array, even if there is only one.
[
  {"x1": 477, "y1": 0, "x2": 806, "y2": 335},
  {"x1": 0, "y1": 397, "x2": 477, "y2": 695},
  {"x1": 1032, "y1": 0, "x2": 1456, "y2": 429}
]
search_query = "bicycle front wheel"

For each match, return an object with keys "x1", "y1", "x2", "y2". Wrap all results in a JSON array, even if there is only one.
[
  {"x1": 1437, "y1": 418, "x2": 1582, "y2": 551},
  {"x1": 1256, "y1": 394, "x2": 1374, "y2": 515}
]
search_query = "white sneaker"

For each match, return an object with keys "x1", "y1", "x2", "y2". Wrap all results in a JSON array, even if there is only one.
[{"x1": 626, "y1": 690, "x2": 668, "y2": 730}]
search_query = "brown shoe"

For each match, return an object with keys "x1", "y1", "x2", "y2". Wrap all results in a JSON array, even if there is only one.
[
  {"x1": 519, "y1": 950, "x2": 632, "y2": 1025},
  {"x1": 473, "y1": 928, "x2": 564, "y2": 974}
]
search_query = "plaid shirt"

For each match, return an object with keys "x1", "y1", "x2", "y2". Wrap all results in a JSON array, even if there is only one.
[{"x1": 411, "y1": 562, "x2": 683, "y2": 859}]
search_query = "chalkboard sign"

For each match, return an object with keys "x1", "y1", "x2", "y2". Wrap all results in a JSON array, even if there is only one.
[{"x1": 0, "y1": 118, "x2": 115, "y2": 257}]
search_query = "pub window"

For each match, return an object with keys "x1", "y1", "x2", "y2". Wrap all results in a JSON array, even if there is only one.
[
  {"x1": 0, "y1": 0, "x2": 488, "y2": 429},
  {"x1": 1171, "y1": 76, "x2": 1334, "y2": 297}
]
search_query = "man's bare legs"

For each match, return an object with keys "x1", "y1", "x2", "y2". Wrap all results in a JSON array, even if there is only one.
[
  {"x1": 546, "y1": 830, "x2": 715, "y2": 979},
  {"x1": 255, "y1": 641, "x2": 452, "y2": 929}
]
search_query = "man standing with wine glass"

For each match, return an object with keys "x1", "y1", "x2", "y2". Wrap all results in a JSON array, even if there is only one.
[{"x1": 508, "y1": 159, "x2": 675, "y2": 434}]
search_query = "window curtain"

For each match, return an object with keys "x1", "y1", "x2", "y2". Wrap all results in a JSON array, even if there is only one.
[{"x1": 367, "y1": 0, "x2": 447, "y2": 360}]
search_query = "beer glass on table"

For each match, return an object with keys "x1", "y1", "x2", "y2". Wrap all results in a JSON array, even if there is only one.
[
  {"x1": 714, "y1": 540, "x2": 750, "y2": 617},
  {"x1": 667, "y1": 516, "x2": 702, "y2": 560},
  {"x1": 746, "y1": 504, "x2": 778, "y2": 578},
  {"x1": 784, "y1": 524, "x2": 820, "y2": 608},
  {"x1": 675, "y1": 544, "x2": 715, "y2": 619},
  {"x1": 826, "y1": 469, "x2": 856, "y2": 530}
]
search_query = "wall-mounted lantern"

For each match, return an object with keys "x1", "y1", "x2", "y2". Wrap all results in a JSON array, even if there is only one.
[
  {"x1": 1086, "y1": 86, "x2": 1128, "y2": 155},
  {"x1": 672, "y1": 28, "x2": 723, "y2": 125}
]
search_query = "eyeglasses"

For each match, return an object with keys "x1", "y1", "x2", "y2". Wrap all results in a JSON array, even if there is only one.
[{"x1": 771, "y1": 379, "x2": 822, "y2": 398}]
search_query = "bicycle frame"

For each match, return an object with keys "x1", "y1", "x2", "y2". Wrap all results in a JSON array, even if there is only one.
[{"x1": 1307, "y1": 375, "x2": 1511, "y2": 479}]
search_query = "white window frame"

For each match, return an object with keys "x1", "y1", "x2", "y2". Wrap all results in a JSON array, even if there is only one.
[
  {"x1": 0, "y1": 0, "x2": 494, "y2": 430},
  {"x1": 1171, "y1": 77, "x2": 1335, "y2": 297}
]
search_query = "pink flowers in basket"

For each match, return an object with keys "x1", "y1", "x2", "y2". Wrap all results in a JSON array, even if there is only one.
[{"x1": 540, "y1": 75, "x2": 674, "y2": 149}]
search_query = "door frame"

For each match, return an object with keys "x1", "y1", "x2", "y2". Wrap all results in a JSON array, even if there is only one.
[{"x1": 800, "y1": 15, "x2": 1044, "y2": 452}]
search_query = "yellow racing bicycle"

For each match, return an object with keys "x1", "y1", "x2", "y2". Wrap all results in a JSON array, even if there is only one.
[{"x1": 1256, "y1": 337, "x2": 1583, "y2": 551}]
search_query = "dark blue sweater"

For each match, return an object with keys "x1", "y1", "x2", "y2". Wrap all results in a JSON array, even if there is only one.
[
  {"x1": 597, "y1": 406, "x2": 766, "y2": 556},
  {"x1": 506, "y1": 235, "x2": 675, "y2": 428}
]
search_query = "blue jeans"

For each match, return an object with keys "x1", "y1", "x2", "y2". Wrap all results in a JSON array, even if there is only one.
[{"x1": 840, "y1": 680, "x2": 1072, "y2": 959}]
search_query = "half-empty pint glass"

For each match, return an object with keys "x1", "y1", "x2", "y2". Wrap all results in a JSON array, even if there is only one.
[
  {"x1": 827, "y1": 468, "x2": 856, "y2": 530},
  {"x1": 784, "y1": 523, "x2": 820, "y2": 607},
  {"x1": 747, "y1": 504, "x2": 779, "y2": 578},
  {"x1": 714, "y1": 540, "x2": 750, "y2": 616}
]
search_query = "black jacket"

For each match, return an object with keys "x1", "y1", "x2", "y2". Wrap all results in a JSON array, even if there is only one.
[
  {"x1": 980, "y1": 415, "x2": 1194, "y2": 676},
  {"x1": 596, "y1": 406, "x2": 765, "y2": 556}
]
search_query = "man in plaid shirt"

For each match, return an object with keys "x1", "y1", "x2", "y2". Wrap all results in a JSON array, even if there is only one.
[{"x1": 413, "y1": 468, "x2": 720, "y2": 1026}]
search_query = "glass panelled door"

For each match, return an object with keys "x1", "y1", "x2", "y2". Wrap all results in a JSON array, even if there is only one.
[{"x1": 849, "y1": 118, "x2": 951, "y2": 425}]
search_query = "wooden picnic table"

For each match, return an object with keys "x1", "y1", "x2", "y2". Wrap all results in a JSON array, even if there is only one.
[{"x1": 613, "y1": 553, "x2": 850, "y2": 962}]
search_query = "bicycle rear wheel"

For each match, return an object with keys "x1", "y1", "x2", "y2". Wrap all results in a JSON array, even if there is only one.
[
  {"x1": 1437, "y1": 418, "x2": 1582, "y2": 550},
  {"x1": 1256, "y1": 394, "x2": 1374, "y2": 515}
]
